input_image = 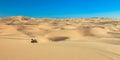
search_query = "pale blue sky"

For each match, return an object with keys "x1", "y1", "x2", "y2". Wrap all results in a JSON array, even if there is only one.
[{"x1": 0, "y1": 0, "x2": 120, "y2": 18}]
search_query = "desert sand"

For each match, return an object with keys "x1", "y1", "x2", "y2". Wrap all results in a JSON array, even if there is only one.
[{"x1": 0, "y1": 16, "x2": 120, "y2": 60}]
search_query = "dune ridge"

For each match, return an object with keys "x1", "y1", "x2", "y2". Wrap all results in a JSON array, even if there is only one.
[{"x1": 0, "y1": 16, "x2": 120, "y2": 41}]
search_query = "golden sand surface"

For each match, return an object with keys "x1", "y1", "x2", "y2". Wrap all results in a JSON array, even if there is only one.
[{"x1": 0, "y1": 16, "x2": 120, "y2": 60}]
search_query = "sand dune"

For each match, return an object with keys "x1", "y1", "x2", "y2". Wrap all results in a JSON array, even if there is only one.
[{"x1": 0, "y1": 16, "x2": 120, "y2": 60}]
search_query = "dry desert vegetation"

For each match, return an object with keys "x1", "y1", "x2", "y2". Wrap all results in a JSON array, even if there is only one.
[{"x1": 0, "y1": 16, "x2": 120, "y2": 60}]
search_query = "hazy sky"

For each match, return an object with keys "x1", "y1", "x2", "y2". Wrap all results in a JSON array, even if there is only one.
[{"x1": 0, "y1": 0, "x2": 120, "y2": 18}]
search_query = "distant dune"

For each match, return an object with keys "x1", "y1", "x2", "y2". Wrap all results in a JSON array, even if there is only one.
[{"x1": 0, "y1": 16, "x2": 120, "y2": 60}]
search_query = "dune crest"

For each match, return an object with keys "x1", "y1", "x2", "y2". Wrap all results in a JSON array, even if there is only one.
[{"x1": 0, "y1": 16, "x2": 120, "y2": 42}]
